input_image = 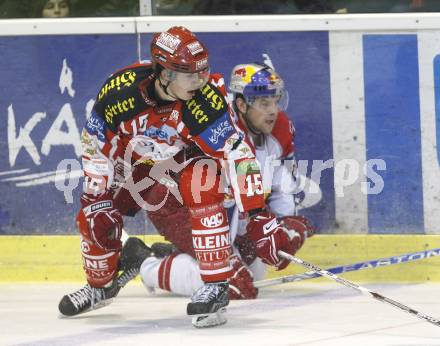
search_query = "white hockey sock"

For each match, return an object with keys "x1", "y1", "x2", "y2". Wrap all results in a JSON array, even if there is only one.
[{"x1": 140, "y1": 253, "x2": 204, "y2": 296}]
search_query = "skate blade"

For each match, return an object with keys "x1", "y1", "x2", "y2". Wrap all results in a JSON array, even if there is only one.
[
  {"x1": 191, "y1": 307, "x2": 227, "y2": 328},
  {"x1": 58, "y1": 298, "x2": 114, "y2": 318}
]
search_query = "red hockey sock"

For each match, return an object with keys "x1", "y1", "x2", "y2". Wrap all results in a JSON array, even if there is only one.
[
  {"x1": 77, "y1": 211, "x2": 120, "y2": 287},
  {"x1": 189, "y1": 202, "x2": 233, "y2": 282}
]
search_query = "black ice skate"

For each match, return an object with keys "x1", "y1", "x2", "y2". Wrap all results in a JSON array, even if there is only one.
[
  {"x1": 58, "y1": 279, "x2": 120, "y2": 317},
  {"x1": 117, "y1": 237, "x2": 152, "y2": 288},
  {"x1": 58, "y1": 238, "x2": 151, "y2": 317},
  {"x1": 187, "y1": 281, "x2": 230, "y2": 328},
  {"x1": 150, "y1": 242, "x2": 176, "y2": 258}
]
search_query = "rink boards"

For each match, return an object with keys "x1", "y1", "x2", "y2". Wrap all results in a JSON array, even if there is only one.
[
  {"x1": 1, "y1": 234, "x2": 440, "y2": 282},
  {"x1": 0, "y1": 15, "x2": 439, "y2": 236},
  {"x1": 0, "y1": 15, "x2": 440, "y2": 281}
]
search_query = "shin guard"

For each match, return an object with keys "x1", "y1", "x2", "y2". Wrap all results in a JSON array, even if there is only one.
[
  {"x1": 77, "y1": 211, "x2": 120, "y2": 287},
  {"x1": 189, "y1": 203, "x2": 233, "y2": 282}
]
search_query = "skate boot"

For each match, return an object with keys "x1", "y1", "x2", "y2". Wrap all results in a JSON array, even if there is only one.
[
  {"x1": 117, "y1": 237, "x2": 152, "y2": 288},
  {"x1": 58, "y1": 279, "x2": 120, "y2": 317},
  {"x1": 187, "y1": 281, "x2": 230, "y2": 328},
  {"x1": 58, "y1": 238, "x2": 150, "y2": 317},
  {"x1": 150, "y1": 242, "x2": 176, "y2": 258}
]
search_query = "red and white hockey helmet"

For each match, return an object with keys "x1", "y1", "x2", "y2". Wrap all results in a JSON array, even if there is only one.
[{"x1": 150, "y1": 26, "x2": 209, "y2": 73}]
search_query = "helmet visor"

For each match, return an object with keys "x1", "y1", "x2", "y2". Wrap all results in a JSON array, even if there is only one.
[
  {"x1": 171, "y1": 68, "x2": 210, "y2": 91},
  {"x1": 245, "y1": 89, "x2": 289, "y2": 113}
]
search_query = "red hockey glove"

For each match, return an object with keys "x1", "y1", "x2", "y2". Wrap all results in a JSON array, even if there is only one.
[
  {"x1": 246, "y1": 211, "x2": 302, "y2": 270},
  {"x1": 234, "y1": 234, "x2": 257, "y2": 266},
  {"x1": 80, "y1": 191, "x2": 123, "y2": 251},
  {"x1": 228, "y1": 256, "x2": 258, "y2": 300},
  {"x1": 278, "y1": 215, "x2": 315, "y2": 252}
]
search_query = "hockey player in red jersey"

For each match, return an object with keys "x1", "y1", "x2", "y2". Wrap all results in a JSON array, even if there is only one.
[
  {"x1": 140, "y1": 63, "x2": 315, "y2": 302},
  {"x1": 58, "y1": 27, "x2": 299, "y2": 328}
]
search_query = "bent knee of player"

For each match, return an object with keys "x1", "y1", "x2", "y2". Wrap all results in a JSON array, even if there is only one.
[
  {"x1": 170, "y1": 253, "x2": 204, "y2": 295},
  {"x1": 140, "y1": 256, "x2": 161, "y2": 289},
  {"x1": 140, "y1": 254, "x2": 204, "y2": 296}
]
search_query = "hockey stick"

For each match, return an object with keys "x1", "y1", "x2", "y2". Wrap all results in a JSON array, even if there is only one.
[
  {"x1": 278, "y1": 250, "x2": 440, "y2": 327},
  {"x1": 255, "y1": 248, "x2": 440, "y2": 288}
]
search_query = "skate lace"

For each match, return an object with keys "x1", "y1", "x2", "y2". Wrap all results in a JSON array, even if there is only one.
[
  {"x1": 90, "y1": 287, "x2": 105, "y2": 309},
  {"x1": 192, "y1": 284, "x2": 221, "y2": 303},
  {"x1": 117, "y1": 268, "x2": 139, "y2": 288},
  {"x1": 69, "y1": 284, "x2": 104, "y2": 310}
]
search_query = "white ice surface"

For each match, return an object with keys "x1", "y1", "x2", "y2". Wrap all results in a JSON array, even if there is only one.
[{"x1": 2, "y1": 282, "x2": 440, "y2": 346}]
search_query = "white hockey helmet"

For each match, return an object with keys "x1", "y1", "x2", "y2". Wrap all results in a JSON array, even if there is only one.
[{"x1": 229, "y1": 63, "x2": 288, "y2": 111}]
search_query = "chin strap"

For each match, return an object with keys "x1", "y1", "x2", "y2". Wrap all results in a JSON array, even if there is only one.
[
  {"x1": 158, "y1": 78, "x2": 172, "y2": 96},
  {"x1": 158, "y1": 77, "x2": 180, "y2": 100},
  {"x1": 242, "y1": 109, "x2": 265, "y2": 148},
  {"x1": 238, "y1": 101, "x2": 261, "y2": 136},
  {"x1": 245, "y1": 118, "x2": 262, "y2": 136},
  {"x1": 242, "y1": 107, "x2": 262, "y2": 136}
]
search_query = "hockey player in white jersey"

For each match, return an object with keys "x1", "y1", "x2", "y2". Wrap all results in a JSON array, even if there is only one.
[{"x1": 140, "y1": 63, "x2": 315, "y2": 302}]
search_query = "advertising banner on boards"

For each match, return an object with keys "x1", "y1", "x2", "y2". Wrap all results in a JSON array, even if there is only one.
[{"x1": 0, "y1": 29, "x2": 437, "y2": 235}]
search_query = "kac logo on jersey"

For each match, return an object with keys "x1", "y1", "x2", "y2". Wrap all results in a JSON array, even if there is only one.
[{"x1": 201, "y1": 212, "x2": 224, "y2": 228}]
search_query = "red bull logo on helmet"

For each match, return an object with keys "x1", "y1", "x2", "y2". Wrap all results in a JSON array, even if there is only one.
[{"x1": 233, "y1": 66, "x2": 259, "y2": 84}]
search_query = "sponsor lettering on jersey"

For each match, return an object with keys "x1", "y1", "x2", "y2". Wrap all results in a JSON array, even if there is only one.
[
  {"x1": 144, "y1": 127, "x2": 170, "y2": 141},
  {"x1": 81, "y1": 250, "x2": 116, "y2": 275},
  {"x1": 83, "y1": 258, "x2": 109, "y2": 270},
  {"x1": 209, "y1": 119, "x2": 234, "y2": 145},
  {"x1": 200, "y1": 83, "x2": 224, "y2": 111},
  {"x1": 143, "y1": 124, "x2": 179, "y2": 144},
  {"x1": 184, "y1": 83, "x2": 225, "y2": 125},
  {"x1": 182, "y1": 81, "x2": 227, "y2": 136},
  {"x1": 189, "y1": 203, "x2": 223, "y2": 218},
  {"x1": 104, "y1": 97, "x2": 136, "y2": 123},
  {"x1": 98, "y1": 71, "x2": 136, "y2": 101},
  {"x1": 201, "y1": 212, "x2": 224, "y2": 228},
  {"x1": 199, "y1": 114, "x2": 235, "y2": 150},
  {"x1": 236, "y1": 159, "x2": 260, "y2": 175},
  {"x1": 156, "y1": 32, "x2": 181, "y2": 54},
  {"x1": 85, "y1": 111, "x2": 106, "y2": 141},
  {"x1": 192, "y1": 233, "x2": 231, "y2": 250},
  {"x1": 186, "y1": 99, "x2": 209, "y2": 124},
  {"x1": 195, "y1": 249, "x2": 231, "y2": 262}
]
